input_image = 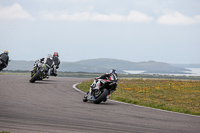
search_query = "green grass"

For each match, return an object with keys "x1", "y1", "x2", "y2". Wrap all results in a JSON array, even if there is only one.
[
  {"x1": 0, "y1": 131, "x2": 11, "y2": 133},
  {"x1": 77, "y1": 78, "x2": 200, "y2": 116}
]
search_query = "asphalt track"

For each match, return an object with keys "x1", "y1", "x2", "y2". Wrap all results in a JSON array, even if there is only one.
[{"x1": 0, "y1": 75, "x2": 200, "y2": 133}]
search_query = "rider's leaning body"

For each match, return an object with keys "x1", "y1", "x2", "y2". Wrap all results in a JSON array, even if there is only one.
[{"x1": 84, "y1": 69, "x2": 118, "y2": 101}]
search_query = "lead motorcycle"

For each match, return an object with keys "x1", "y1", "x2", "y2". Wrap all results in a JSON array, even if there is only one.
[
  {"x1": 0, "y1": 59, "x2": 9, "y2": 71},
  {"x1": 0, "y1": 60, "x2": 3, "y2": 71},
  {"x1": 83, "y1": 79, "x2": 118, "y2": 104}
]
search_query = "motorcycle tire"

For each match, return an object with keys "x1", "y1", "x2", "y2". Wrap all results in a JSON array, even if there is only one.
[
  {"x1": 29, "y1": 71, "x2": 42, "y2": 83},
  {"x1": 93, "y1": 89, "x2": 108, "y2": 104}
]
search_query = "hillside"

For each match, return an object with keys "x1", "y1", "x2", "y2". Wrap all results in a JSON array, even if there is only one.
[
  {"x1": 172, "y1": 64, "x2": 200, "y2": 68},
  {"x1": 4, "y1": 58, "x2": 190, "y2": 74},
  {"x1": 6, "y1": 60, "x2": 109, "y2": 73},
  {"x1": 76, "y1": 58, "x2": 189, "y2": 74}
]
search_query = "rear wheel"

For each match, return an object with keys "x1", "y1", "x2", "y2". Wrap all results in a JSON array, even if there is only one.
[
  {"x1": 93, "y1": 89, "x2": 108, "y2": 104},
  {"x1": 29, "y1": 71, "x2": 42, "y2": 83}
]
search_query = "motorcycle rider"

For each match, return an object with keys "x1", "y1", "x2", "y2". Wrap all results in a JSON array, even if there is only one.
[
  {"x1": 53, "y1": 52, "x2": 60, "y2": 68},
  {"x1": 50, "y1": 52, "x2": 60, "y2": 76},
  {"x1": 0, "y1": 50, "x2": 9, "y2": 71},
  {"x1": 83, "y1": 69, "x2": 118, "y2": 102},
  {"x1": 96, "y1": 69, "x2": 118, "y2": 82}
]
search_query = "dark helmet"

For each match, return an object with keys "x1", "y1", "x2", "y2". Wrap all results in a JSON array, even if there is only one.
[
  {"x1": 109, "y1": 69, "x2": 118, "y2": 77},
  {"x1": 53, "y1": 52, "x2": 59, "y2": 57}
]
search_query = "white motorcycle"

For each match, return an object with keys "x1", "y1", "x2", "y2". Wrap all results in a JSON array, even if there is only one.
[{"x1": 83, "y1": 79, "x2": 118, "y2": 104}]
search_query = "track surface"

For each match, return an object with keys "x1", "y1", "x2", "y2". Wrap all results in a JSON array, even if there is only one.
[{"x1": 0, "y1": 75, "x2": 200, "y2": 133}]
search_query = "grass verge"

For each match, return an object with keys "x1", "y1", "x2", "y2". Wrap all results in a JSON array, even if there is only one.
[{"x1": 77, "y1": 78, "x2": 200, "y2": 116}]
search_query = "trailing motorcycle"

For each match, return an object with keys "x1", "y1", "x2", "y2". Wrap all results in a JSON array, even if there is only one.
[{"x1": 83, "y1": 79, "x2": 118, "y2": 104}]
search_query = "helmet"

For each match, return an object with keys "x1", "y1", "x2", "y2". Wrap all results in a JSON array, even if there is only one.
[
  {"x1": 4, "y1": 50, "x2": 8, "y2": 55},
  {"x1": 47, "y1": 54, "x2": 53, "y2": 59},
  {"x1": 53, "y1": 52, "x2": 59, "y2": 57},
  {"x1": 109, "y1": 69, "x2": 118, "y2": 77}
]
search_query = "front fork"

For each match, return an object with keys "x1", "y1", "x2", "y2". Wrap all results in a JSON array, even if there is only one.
[{"x1": 31, "y1": 67, "x2": 37, "y2": 77}]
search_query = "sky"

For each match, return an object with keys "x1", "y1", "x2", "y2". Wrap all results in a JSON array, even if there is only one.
[{"x1": 0, "y1": 0, "x2": 200, "y2": 64}]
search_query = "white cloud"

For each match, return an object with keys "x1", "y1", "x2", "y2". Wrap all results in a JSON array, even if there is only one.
[
  {"x1": 90, "y1": 13, "x2": 126, "y2": 22},
  {"x1": 127, "y1": 11, "x2": 154, "y2": 22},
  {"x1": 157, "y1": 11, "x2": 200, "y2": 25},
  {"x1": 41, "y1": 11, "x2": 90, "y2": 21},
  {"x1": 40, "y1": 10, "x2": 153, "y2": 23},
  {"x1": 0, "y1": 3, "x2": 34, "y2": 20}
]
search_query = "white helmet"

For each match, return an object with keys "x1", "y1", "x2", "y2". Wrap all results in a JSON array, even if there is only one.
[
  {"x1": 109, "y1": 69, "x2": 118, "y2": 77},
  {"x1": 47, "y1": 54, "x2": 53, "y2": 59}
]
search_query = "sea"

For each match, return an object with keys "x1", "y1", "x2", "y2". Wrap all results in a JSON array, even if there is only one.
[{"x1": 124, "y1": 68, "x2": 200, "y2": 76}]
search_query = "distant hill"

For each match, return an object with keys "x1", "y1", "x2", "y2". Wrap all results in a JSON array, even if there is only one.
[
  {"x1": 4, "y1": 58, "x2": 191, "y2": 74},
  {"x1": 5, "y1": 60, "x2": 109, "y2": 73},
  {"x1": 76, "y1": 58, "x2": 189, "y2": 74},
  {"x1": 172, "y1": 64, "x2": 200, "y2": 68},
  {"x1": 6, "y1": 60, "x2": 35, "y2": 71}
]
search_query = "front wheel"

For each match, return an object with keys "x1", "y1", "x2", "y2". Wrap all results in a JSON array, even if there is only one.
[
  {"x1": 93, "y1": 89, "x2": 108, "y2": 104},
  {"x1": 29, "y1": 71, "x2": 42, "y2": 83}
]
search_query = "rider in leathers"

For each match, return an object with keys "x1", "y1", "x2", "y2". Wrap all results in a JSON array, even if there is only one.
[
  {"x1": 52, "y1": 52, "x2": 60, "y2": 68},
  {"x1": 0, "y1": 50, "x2": 9, "y2": 71},
  {"x1": 83, "y1": 69, "x2": 118, "y2": 102},
  {"x1": 50, "y1": 52, "x2": 60, "y2": 76}
]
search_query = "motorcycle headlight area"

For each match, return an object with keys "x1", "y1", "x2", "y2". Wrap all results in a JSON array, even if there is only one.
[{"x1": 38, "y1": 63, "x2": 43, "y2": 67}]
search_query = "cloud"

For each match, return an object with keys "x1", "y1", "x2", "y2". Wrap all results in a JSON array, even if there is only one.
[
  {"x1": 90, "y1": 13, "x2": 126, "y2": 22},
  {"x1": 157, "y1": 11, "x2": 200, "y2": 25},
  {"x1": 40, "y1": 10, "x2": 153, "y2": 23},
  {"x1": 41, "y1": 11, "x2": 90, "y2": 21},
  {"x1": 0, "y1": 3, "x2": 34, "y2": 20},
  {"x1": 127, "y1": 11, "x2": 154, "y2": 22}
]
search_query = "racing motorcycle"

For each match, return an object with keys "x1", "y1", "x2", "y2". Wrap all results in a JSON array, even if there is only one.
[
  {"x1": 29, "y1": 62, "x2": 52, "y2": 83},
  {"x1": 0, "y1": 60, "x2": 3, "y2": 71},
  {"x1": 0, "y1": 59, "x2": 9, "y2": 71},
  {"x1": 83, "y1": 79, "x2": 118, "y2": 104}
]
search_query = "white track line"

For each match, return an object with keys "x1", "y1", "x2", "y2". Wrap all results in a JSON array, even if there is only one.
[{"x1": 73, "y1": 83, "x2": 200, "y2": 118}]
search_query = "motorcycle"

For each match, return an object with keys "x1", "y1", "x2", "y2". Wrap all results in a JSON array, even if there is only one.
[
  {"x1": 0, "y1": 59, "x2": 9, "y2": 71},
  {"x1": 29, "y1": 62, "x2": 51, "y2": 83},
  {"x1": 83, "y1": 79, "x2": 118, "y2": 104},
  {"x1": 0, "y1": 60, "x2": 3, "y2": 71}
]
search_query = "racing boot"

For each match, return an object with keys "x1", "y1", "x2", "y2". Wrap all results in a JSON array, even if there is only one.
[{"x1": 83, "y1": 92, "x2": 89, "y2": 102}]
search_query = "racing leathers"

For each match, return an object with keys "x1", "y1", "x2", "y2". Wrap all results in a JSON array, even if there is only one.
[
  {"x1": 53, "y1": 56, "x2": 60, "y2": 69},
  {"x1": 0, "y1": 53, "x2": 9, "y2": 71},
  {"x1": 50, "y1": 56, "x2": 60, "y2": 76}
]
